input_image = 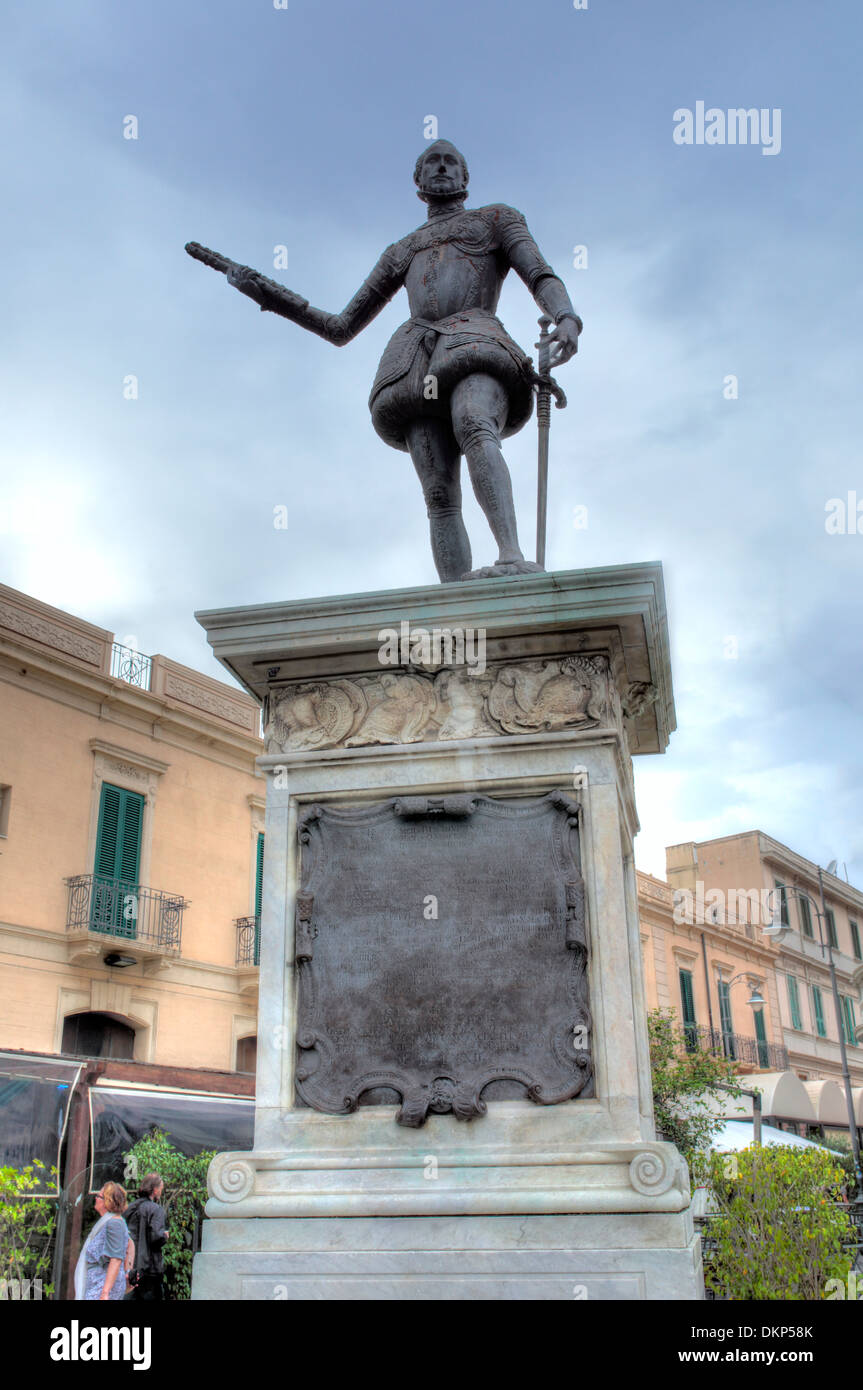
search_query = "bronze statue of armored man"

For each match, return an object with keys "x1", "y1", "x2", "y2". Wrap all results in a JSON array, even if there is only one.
[{"x1": 187, "y1": 140, "x2": 582, "y2": 582}]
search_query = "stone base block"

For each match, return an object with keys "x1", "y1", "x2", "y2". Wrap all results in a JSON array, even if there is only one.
[{"x1": 192, "y1": 1211, "x2": 703, "y2": 1301}]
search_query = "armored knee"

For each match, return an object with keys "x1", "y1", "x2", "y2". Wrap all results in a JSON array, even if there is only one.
[
  {"x1": 455, "y1": 415, "x2": 500, "y2": 456},
  {"x1": 424, "y1": 483, "x2": 461, "y2": 518}
]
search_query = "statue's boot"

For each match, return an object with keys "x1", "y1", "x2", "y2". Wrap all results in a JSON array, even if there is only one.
[{"x1": 461, "y1": 559, "x2": 545, "y2": 580}]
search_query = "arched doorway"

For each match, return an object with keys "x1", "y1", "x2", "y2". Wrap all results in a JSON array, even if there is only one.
[
  {"x1": 61, "y1": 1012, "x2": 136, "y2": 1060},
  {"x1": 235, "y1": 1035, "x2": 257, "y2": 1074}
]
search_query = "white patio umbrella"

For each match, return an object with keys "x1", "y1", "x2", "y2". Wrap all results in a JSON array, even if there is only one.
[{"x1": 711, "y1": 1119, "x2": 845, "y2": 1153}]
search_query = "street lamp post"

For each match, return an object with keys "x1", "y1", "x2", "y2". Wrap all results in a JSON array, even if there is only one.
[
  {"x1": 768, "y1": 880, "x2": 863, "y2": 1203},
  {"x1": 715, "y1": 968, "x2": 767, "y2": 1052},
  {"x1": 717, "y1": 972, "x2": 765, "y2": 1009},
  {"x1": 714, "y1": 972, "x2": 766, "y2": 1146}
]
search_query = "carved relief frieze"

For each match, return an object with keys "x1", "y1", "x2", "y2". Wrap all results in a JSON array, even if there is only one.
[
  {"x1": 162, "y1": 672, "x2": 255, "y2": 730},
  {"x1": 92, "y1": 752, "x2": 161, "y2": 800},
  {"x1": 621, "y1": 681, "x2": 658, "y2": 720},
  {"x1": 0, "y1": 601, "x2": 104, "y2": 666},
  {"x1": 266, "y1": 654, "x2": 614, "y2": 753}
]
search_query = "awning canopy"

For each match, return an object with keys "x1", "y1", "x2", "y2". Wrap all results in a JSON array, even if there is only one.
[
  {"x1": 802, "y1": 1079, "x2": 851, "y2": 1127},
  {"x1": 702, "y1": 1072, "x2": 862, "y2": 1129},
  {"x1": 711, "y1": 1120, "x2": 845, "y2": 1154},
  {"x1": 735, "y1": 1071, "x2": 818, "y2": 1123},
  {"x1": 0, "y1": 1051, "x2": 84, "y2": 1194},
  {"x1": 88, "y1": 1083, "x2": 254, "y2": 1192}
]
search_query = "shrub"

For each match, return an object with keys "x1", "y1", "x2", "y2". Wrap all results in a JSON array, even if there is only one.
[
  {"x1": 705, "y1": 1145, "x2": 856, "y2": 1300},
  {"x1": 122, "y1": 1130, "x2": 213, "y2": 1300},
  {"x1": 817, "y1": 1132, "x2": 856, "y2": 1191},
  {"x1": 0, "y1": 1160, "x2": 57, "y2": 1298},
  {"x1": 648, "y1": 1007, "x2": 742, "y2": 1187}
]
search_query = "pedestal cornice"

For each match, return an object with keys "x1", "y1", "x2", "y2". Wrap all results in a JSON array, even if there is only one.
[{"x1": 196, "y1": 563, "x2": 675, "y2": 756}]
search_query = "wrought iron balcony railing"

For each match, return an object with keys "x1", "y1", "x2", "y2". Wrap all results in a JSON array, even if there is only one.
[
  {"x1": 235, "y1": 915, "x2": 260, "y2": 967},
  {"x1": 110, "y1": 642, "x2": 153, "y2": 691},
  {"x1": 65, "y1": 875, "x2": 185, "y2": 951},
  {"x1": 684, "y1": 1024, "x2": 788, "y2": 1071}
]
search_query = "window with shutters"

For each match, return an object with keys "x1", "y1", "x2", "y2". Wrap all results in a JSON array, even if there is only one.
[
  {"x1": 798, "y1": 895, "x2": 813, "y2": 937},
  {"x1": 93, "y1": 783, "x2": 144, "y2": 936},
  {"x1": 0, "y1": 784, "x2": 10, "y2": 837},
  {"x1": 825, "y1": 909, "x2": 838, "y2": 951},
  {"x1": 786, "y1": 975, "x2": 802, "y2": 1030},
  {"x1": 773, "y1": 880, "x2": 789, "y2": 926},
  {"x1": 254, "y1": 833, "x2": 265, "y2": 916},
  {"x1": 811, "y1": 984, "x2": 827, "y2": 1038},
  {"x1": 253, "y1": 832, "x2": 264, "y2": 964},
  {"x1": 718, "y1": 980, "x2": 736, "y2": 1060},
  {"x1": 678, "y1": 969, "x2": 697, "y2": 1051},
  {"x1": 753, "y1": 1008, "x2": 769, "y2": 1067},
  {"x1": 840, "y1": 996, "x2": 858, "y2": 1047},
  {"x1": 850, "y1": 920, "x2": 861, "y2": 961}
]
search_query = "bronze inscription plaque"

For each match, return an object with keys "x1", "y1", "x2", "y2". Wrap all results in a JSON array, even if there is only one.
[{"x1": 294, "y1": 790, "x2": 592, "y2": 1127}]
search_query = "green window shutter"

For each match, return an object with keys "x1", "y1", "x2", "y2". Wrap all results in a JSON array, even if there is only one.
[
  {"x1": 95, "y1": 785, "x2": 121, "y2": 879},
  {"x1": 786, "y1": 975, "x2": 802, "y2": 1030},
  {"x1": 718, "y1": 980, "x2": 736, "y2": 1059},
  {"x1": 850, "y1": 921, "x2": 861, "y2": 961},
  {"x1": 753, "y1": 1008, "x2": 769, "y2": 1067},
  {"x1": 841, "y1": 996, "x2": 857, "y2": 1046},
  {"x1": 254, "y1": 833, "x2": 265, "y2": 917},
  {"x1": 811, "y1": 985, "x2": 826, "y2": 1038},
  {"x1": 253, "y1": 833, "x2": 265, "y2": 966},
  {"x1": 94, "y1": 783, "x2": 143, "y2": 884},
  {"x1": 679, "y1": 969, "x2": 697, "y2": 1049},
  {"x1": 93, "y1": 783, "x2": 144, "y2": 937},
  {"x1": 774, "y1": 880, "x2": 789, "y2": 926},
  {"x1": 119, "y1": 794, "x2": 143, "y2": 883},
  {"x1": 825, "y1": 909, "x2": 838, "y2": 950},
  {"x1": 799, "y1": 896, "x2": 813, "y2": 937}
]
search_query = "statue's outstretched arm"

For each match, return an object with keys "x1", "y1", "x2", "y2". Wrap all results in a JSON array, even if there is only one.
[{"x1": 226, "y1": 246, "x2": 403, "y2": 346}]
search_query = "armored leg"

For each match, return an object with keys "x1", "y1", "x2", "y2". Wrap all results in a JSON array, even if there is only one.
[
  {"x1": 405, "y1": 418, "x2": 472, "y2": 583},
  {"x1": 450, "y1": 373, "x2": 530, "y2": 569}
]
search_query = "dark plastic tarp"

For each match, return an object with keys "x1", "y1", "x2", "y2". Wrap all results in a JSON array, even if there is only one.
[
  {"x1": 88, "y1": 1085, "x2": 254, "y2": 1192},
  {"x1": 0, "y1": 1053, "x2": 83, "y2": 1194}
]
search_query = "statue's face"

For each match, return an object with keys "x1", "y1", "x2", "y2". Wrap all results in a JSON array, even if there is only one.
[{"x1": 417, "y1": 147, "x2": 465, "y2": 197}]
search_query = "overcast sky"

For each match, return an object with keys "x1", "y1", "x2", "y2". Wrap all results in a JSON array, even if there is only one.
[{"x1": 2, "y1": 0, "x2": 861, "y2": 884}]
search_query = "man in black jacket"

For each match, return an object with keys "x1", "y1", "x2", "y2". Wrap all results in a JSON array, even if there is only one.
[{"x1": 125, "y1": 1174, "x2": 168, "y2": 1300}]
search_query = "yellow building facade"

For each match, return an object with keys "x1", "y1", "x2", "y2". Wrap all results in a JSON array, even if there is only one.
[
  {"x1": 655, "y1": 832, "x2": 863, "y2": 1090},
  {"x1": 638, "y1": 867, "x2": 788, "y2": 1074},
  {"x1": 0, "y1": 583, "x2": 264, "y2": 1073}
]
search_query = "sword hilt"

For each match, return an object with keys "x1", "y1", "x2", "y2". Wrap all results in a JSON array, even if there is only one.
[
  {"x1": 531, "y1": 317, "x2": 568, "y2": 410},
  {"x1": 536, "y1": 315, "x2": 553, "y2": 378}
]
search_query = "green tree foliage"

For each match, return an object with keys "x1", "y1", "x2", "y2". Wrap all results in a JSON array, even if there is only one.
[
  {"x1": 0, "y1": 1160, "x2": 57, "y2": 1297},
  {"x1": 817, "y1": 1132, "x2": 856, "y2": 1190},
  {"x1": 123, "y1": 1130, "x2": 213, "y2": 1301},
  {"x1": 648, "y1": 1007, "x2": 743, "y2": 1186},
  {"x1": 706, "y1": 1146, "x2": 857, "y2": 1300}
]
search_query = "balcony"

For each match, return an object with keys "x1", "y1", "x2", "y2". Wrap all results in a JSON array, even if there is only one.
[
  {"x1": 234, "y1": 915, "x2": 260, "y2": 996},
  {"x1": 685, "y1": 1025, "x2": 788, "y2": 1071},
  {"x1": 110, "y1": 642, "x2": 153, "y2": 691},
  {"x1": 65, "y1": 874, "x2": 185, "y2": 969},
  {"x1": 235, "y1": 915, "x2": 260, "y2": 967}
]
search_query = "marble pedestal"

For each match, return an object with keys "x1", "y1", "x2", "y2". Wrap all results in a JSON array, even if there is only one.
[{"x1": 191, "y1": 565, "x2": 703, "y2": 1300}]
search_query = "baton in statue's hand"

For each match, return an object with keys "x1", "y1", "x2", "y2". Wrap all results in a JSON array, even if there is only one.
[{"x1": 185, "y1": 241, "x2": 310, "y2": 317}]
